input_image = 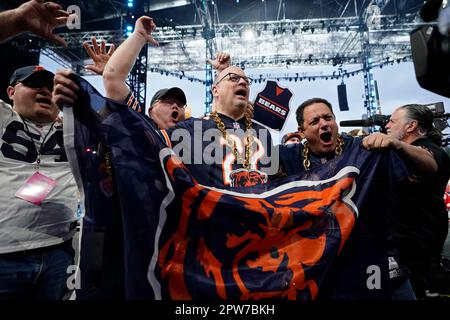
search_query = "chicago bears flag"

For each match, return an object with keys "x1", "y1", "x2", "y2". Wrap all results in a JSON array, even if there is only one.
[{"x1": 64, "y1": 77, "x2": 408, "y2": 300}]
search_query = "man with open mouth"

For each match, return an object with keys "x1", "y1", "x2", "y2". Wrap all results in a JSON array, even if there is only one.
[
  {"x1": 278, "y1": 97, "x2": 356, "y2": 175},
  {"x1": 0, "y1": 66, "x2": 78, "y2": 299},
  {"x1": 163, "y1": 63, "x2": 274, "y2": 188},
  {"x1": 278, "y1": 98, "x2": 449, "y2": 300}
]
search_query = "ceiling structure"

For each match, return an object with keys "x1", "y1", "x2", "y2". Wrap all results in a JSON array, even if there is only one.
[{"x1": 7, "y1": 0, "x2": 430, "y2": 73}]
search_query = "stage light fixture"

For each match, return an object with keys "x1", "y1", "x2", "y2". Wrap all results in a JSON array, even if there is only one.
[{"x1": 243, "y1": 29, "x2": 254, "y2": 40}]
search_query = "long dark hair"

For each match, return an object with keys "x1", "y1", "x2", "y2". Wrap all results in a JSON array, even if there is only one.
[{"x1": 400, "y1": 104, "x2": 442, "y2": 146}]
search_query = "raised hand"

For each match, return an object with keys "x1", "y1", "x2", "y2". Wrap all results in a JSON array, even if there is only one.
[
  {"x1": 15, "y1": 0, "x2": 73, "y2": 47},
  {"x1": 207, "y1": 52, "x2": 231, "y2": 72},
  {"x1": 83, "y1": 37, "x2": 116, "y2": 75},
  {"x1": 134, "y1": 16, "x2": 159, "y2": 46}
]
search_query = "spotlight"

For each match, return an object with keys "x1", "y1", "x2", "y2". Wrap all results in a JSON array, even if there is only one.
[{"x1": 243, "y1": 29, "x2": 254, "y2": 40}]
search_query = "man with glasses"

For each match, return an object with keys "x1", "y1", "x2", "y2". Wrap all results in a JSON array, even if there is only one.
[
  {"x1": 0, "y1": 66, "x2": 78, "y2": 299},
  {"x1": 161, "y1": 64, "x2": 274, "y2": 188},
  {"x1": 139, "y1": 87, "x2": 186, "y2": 130}
]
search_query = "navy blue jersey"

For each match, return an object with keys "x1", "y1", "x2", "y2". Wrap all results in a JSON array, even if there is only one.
[
  {"x1": 124, "y1": 90, "x2": 142, "y2": 113},
  {"x1": 163, "y1": 113, "x2": 274, "y2": 188},
  {"x1": 253, "y1": 80, "x2": 292, "y2": 130}
]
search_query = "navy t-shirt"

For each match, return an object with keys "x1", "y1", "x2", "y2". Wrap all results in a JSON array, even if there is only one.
[{"x1": 389, "y1": 137, "x2": 450, "y2": 264}]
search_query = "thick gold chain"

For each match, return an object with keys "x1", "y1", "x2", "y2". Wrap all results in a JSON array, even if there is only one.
[
  {"x1": 210, "y1": 111, "x2": 253, "y2": 169},
  {"x1": 302, "y1": 134, "x2": 344, "y2": 171}
]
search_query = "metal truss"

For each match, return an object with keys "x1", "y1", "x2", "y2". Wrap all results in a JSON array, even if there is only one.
[
  {"x1": 193, "y1": 0, "x2": 217, "y2": 114},
  {"x1": 41, "y1": 12, "x2": 428, "y2": 75},
  {"x1": 146, "y1": 13, "x2": 428, "y2": 71},
  {"x1": 46, "y1": 30, "x2": 124, "y2": 49}
]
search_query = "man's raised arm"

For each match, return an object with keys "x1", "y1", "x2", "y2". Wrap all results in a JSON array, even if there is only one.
[{"x1": 102, "y1": 16, "x2": 159, "y2": 102}]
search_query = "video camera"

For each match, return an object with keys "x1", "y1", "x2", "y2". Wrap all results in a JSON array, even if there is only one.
[
  {"x1": 411, "y1": 0, "x2": 450, "y2": 97},
  {"x1": 339, "y1": 102, "x2": 449, "y2": 136},
  {"x1": 340, "y1": 114, "x2": 391, "y2": 132}
]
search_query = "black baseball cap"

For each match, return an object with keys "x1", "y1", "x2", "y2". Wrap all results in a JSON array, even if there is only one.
[
  {"x1": 150, "y1": 87, "x2": 187, "y2": 109},
  {"x1": 9, "y1": 66, "x2": 55, "y2": 89}
]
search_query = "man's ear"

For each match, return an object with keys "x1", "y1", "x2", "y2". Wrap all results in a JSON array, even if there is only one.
[
  {"x1": 7, "y1": 86, "x2": 15, "y2": 100},
  {"x1": 298, "y1": 126, "x2": 306, "y2": 139},
  {"x1": 212, "y1": 84, "x2": 219, "y2": 98},
  {"x1": 407, "y1": 120, "x2": 418, "y2": 133}
]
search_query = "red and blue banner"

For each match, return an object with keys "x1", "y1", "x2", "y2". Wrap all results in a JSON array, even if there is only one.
[{"x1": 65, "y1": 77, "x2": 408, "y2": 300}]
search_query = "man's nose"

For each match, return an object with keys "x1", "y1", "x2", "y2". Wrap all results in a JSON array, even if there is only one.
[
  {"x1": 319, "y1": 118, "x2": 329, "y2": 127},
  {"x1": 38, "y1": 86, "x2": 52, "y2": 96},
  {"x1": 172, "y1": 102, "x2": 183, "y2": 109}
]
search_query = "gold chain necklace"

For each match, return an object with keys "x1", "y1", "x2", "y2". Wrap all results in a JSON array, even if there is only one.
[
  {"x1": 210, "y1": 111, "x2": 253, "y2": 169},
  {"x1": 302, "y1": 134, "x2": 344, "y2": 170}
]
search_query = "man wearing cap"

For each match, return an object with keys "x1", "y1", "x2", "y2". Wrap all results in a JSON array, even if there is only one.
[
  {"x1": 0, "y1": 66, "x2": 78, "y2": 299},
  {"x1": 102, "y1": 16, "x2": 186, "y2": 129},
  {"x1": 281, "y1": 132, "x2": 302, "y2": 145}
]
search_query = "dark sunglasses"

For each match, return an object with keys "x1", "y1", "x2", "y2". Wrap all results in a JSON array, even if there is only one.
[
  {"x1": 154, "y1": 98, "x2": 186, "y2": 109},
  {"x1": 20, "y1": 78, "x2": 54, "y2": 91}
]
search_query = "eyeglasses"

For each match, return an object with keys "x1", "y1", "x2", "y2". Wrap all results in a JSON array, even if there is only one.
[
  {"x1": 155, "y1": 98, "x2": 186, "y2": 109},
  {"x1": 20, "y1": 79, "x2": 54, "y2": 91},
  {"x1": 216, "y1": 72, "x2": 253, "y2": 86}
]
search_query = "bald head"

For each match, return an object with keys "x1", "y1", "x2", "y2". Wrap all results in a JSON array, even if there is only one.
[{"x1": 211, "y1": 66, "x2": 251, "y2": 120}]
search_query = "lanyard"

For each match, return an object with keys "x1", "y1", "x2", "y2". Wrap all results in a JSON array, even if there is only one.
[{"x1": 20, "y1": 116, "x2": 56, "y2": 170}]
